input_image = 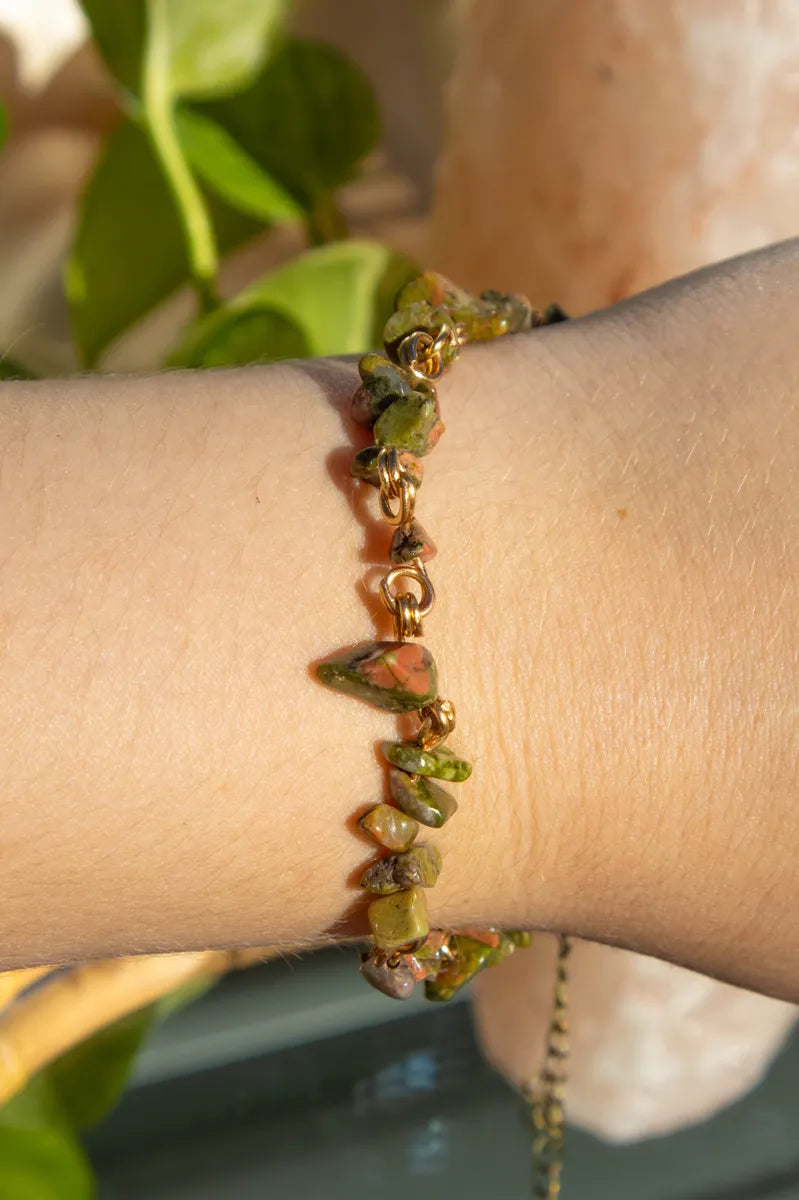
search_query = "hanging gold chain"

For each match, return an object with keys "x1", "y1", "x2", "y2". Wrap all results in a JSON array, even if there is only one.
[{"x1": 528, "y1": 934, "x2": 572, "y2": 1199}]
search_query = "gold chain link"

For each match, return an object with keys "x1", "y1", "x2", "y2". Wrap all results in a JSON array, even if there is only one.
[
  {"x1": 416, "y1": 697, "x2": 457, "y2": 750},
  {"x1": 397, "y1": 322, "x2": 466, "y2": 381},
  {"x1": 377, "y1": 447, "x2": 417, "y2": 526},
  {"x1": 378, "y1": 560, "x2": 435, "y2": 641}
]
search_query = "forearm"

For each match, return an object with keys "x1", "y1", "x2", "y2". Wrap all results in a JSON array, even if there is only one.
[
  {"x1": 0, "y1": 242, "x2": 796, "y2": 996},
  {"x1": 511, "y1": 242, "x2": 798, "y2": 999}
]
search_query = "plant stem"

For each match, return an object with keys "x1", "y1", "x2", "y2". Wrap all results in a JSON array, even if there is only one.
[{"x1": 143, "y1": 0, "x2": 219, "y2": 311}]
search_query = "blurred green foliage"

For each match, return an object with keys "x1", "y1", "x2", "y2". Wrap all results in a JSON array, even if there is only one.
[
  {"x1": 7, "y1": 0, "x2": 414, "y2": 370},
  {"x1": 0, "y1": 1008, "x2": 154, "y2": 1198}
]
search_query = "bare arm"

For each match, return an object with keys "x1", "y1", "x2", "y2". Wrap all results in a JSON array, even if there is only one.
[{"x1": 0, "y1": 241, "x2": 796, "y2": 998}]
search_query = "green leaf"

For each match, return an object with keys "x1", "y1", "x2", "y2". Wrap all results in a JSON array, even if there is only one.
[
  {"x1": 140, "y1": 0, "x2": 288, "y2": 289},
  {"x1": 0, "y1": 1077, "x2": 66, "y2": 1134},
  {"x1": 67, "y1": 120, "x2": 187, "y2": 365},
  {"x1": 0, "y1": 1126, "x2": 94, "y2": 1199},
  {"x1": 175, "y1": 108, "x2": 301, "y2": 224},
  {"x1": 0, "y1": 978, "x2": 211, "y2": 1197},
  {"x1": 0, "y1": 358, "x2": 35, "y2": 381},
  {"x1": 67, "y1": 120, "x2": 258, "y2": 366},
  {"x1": 47, "y1": 1007, "x2": 154, "y2": 1131},
  {"x1": 204, "y1": 37, "x2": 380, "y2": 210},
  {"x1": 242, "y1": 240, "x2": 416, "y2": 355},
  {"x1": 79, "y1": 1, "x2": 287, "y2": 308},
  {"x1": 79, "y1": 0, "x2": 284, "y2": 99},
  {"x1": 173, "y1": 240, "x2": 416, "y2": 365},
  {"x1": 157, "y1": 0, "x2": 286, "y2": 100},
  {"x1": 77, "y1": 0, "x2": 146, "y2": 94},
  {"x1": 171, "y1": 306, "x2": 309, "y2": 368},
  {"x1": 0, "y1": 1007, "x2": 154, "y2": 1137},
  {"x1": 154, "y1": 974, "x2": 218, "y2": 1019}
]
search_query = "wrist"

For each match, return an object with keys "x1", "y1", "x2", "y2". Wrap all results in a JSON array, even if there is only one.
[{"x1": 452, "y1": 266, "x2": 798, "y2": 998}]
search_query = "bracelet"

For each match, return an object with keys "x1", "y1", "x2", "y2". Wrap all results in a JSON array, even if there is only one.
[
  {"x1": 316, "y1": 272, "x2": 571, "y2": 1199},
  {"x1": 316, "y1": 271, "x2": 565, "y2": 1002}
]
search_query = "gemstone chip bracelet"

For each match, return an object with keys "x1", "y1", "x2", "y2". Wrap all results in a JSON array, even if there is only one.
[{"x1": 315, "y1": 272, "x2": 571, "y2": 1197}]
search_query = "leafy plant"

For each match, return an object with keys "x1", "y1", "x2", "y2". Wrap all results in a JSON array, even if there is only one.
[
  {"x1": 0, "y1": 1, "x2": 417, "y2": 1193},
  {"x1": 62, "y1": 0, "x2": 409, "y2": 368},
  {"x1": 0, "y1": 1009, "x2": 154, "y2": 1199}
]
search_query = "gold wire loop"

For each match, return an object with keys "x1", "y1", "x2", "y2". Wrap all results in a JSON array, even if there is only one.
[
  {"x1": 379, "y1": 561, "x2": 435, "y2": 642},
  {"x1": 379, "y1": 477, "x2": 416, "y2": 526},
  {"x1": 394, "y1": 592, "x2": 423, "y2": 641},
  {"x1": 376, "y1": 447, "x2": 416, "y2": 526},
  {"x1": 416, "y1": 696, "x2": 456, "y2": 750},
  {"x1": 397, "y1": 322, "x2": 467, "y2": 382},
  {"x1": 376, "y1": 446, "x2": 402, "y2": 494},
  {"x1": 398, "y1": 330, "x2": 441, "y2": 381}
]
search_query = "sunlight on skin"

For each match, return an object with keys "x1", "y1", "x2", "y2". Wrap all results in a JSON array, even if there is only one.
[{"x1": 0, "y1": 243, "x2": 796, "y2": 999}]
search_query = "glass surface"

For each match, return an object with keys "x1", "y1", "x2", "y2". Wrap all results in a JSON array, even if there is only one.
[{"x1": 88, "y1": 951, "x2": 799, "y2": 1200}]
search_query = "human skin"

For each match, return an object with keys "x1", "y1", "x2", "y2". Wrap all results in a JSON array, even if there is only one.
[
  {"x1": 436, "y1": 0, "x2": 799, "y2": 1130},
  {"x1": 0, "y1": 241, "x2": 796, "y2": 998}
]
